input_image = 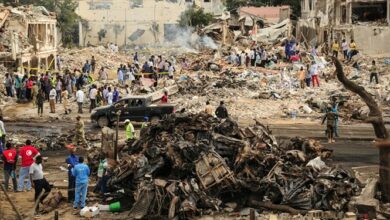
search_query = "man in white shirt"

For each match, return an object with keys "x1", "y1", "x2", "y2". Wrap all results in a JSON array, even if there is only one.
[
  {"x1": 76, "y1": 88, "x2": 85, "y2": 114},
  {"x1": 49, "y1": 88, "x2": 57, "y2": 113},
  {"x1": 0, "y1": 116, "x2": 6, "y2": 149},
  {"x1": 89, "y1": 85, "x2": 97, "y2": 113},
  {"x1": 107, "y1": 87, "x2": 113, "y2": 105},
  {"x1": 29, "y1": 156, "x2": 51, "y2": 214}
]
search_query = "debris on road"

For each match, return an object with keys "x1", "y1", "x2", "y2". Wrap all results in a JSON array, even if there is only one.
[{"x1": 91, "y1": 112, "x2": 360, "y2": 218}]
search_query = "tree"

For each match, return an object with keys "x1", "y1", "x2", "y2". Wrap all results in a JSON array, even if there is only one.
[
  {"x1": 0, "y1": 0, "x2": 79, "y2": 47},
  {"x1": 333, "y1": 58, "x2": 390, "y2": 202},
  {"x1": 179, "y1": 7, "x2": 214, "y2": 28}
]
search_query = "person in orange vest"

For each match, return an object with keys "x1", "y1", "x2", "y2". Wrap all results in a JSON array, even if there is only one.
[{"x1": 2, "y1": 142, "x2": 18, "y2": 191}]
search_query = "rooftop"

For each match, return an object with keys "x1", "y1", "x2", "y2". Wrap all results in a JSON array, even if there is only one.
[{"x1": 239, "y1": 5, "x2": 290, "y2": 23}]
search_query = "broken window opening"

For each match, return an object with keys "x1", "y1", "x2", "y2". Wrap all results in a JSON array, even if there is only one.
[
  {"x1": 131, "y1": 0, "x2": 143, "y2": 8},
  {"x1": 341, "y1": 6, "x2": 347, "y2": 24},
  {"x1": 352, "y1": 2, "x2": 387, "y2": 23}
]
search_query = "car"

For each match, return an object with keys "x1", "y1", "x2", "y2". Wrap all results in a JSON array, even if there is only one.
[{"x1": 91, "y1": 95, "x2": 176, "y2": 128}]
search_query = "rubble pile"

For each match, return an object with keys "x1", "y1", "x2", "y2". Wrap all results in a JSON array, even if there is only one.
[
  {"x1": 60, "y1": 46, "x2": 130, "y2": 71},
  {"x1": 100, "y1": 113, "x2": 359, "y2": 218},
  {"x1": 0, "y1": 5, "x2": 55, "y2": 56}
]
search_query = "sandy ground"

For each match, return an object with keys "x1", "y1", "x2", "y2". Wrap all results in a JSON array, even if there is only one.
[{"x1": 0, "y1": 149, "x2": 135, "y2": 220}]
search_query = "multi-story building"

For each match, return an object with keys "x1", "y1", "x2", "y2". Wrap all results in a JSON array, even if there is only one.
[
  {"x1": 297, "y1": 0, "x2": 390, "y2": 55},
  {"x1": 0, "y1": 5, "x2": 57, "y2": 72},
  {"x1": 76, "y1": 0, "x2": 225, "y2": 47}
]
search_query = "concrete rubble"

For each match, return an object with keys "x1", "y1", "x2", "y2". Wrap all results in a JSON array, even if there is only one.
[{"x1": 88, "y1": 112, "x2": 360, "y2": 219}]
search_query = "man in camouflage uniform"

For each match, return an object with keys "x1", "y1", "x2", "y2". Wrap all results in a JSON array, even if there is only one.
[{"x1": 74, "y1": 116, "x2": 87, "y2": 146}]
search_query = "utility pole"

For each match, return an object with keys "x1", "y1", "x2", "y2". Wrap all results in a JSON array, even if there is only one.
[{"x1": 114, "y1": 110, "x2": 121, "y2": 161}]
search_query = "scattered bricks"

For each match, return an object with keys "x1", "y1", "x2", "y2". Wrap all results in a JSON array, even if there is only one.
[
  {"x1": 343, "y1": 212, "x2": 356, "y2": 220},
  {"x1": 307, "y1": 210, "x2": 323, "y2": 219}
]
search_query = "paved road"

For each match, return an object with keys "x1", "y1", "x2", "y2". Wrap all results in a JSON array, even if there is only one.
[
  {"x1": 5, "y1": 121, "x2": 381, "y2": 168},
  {"x1": 268, "y1": 123, "x2": 381, "y2": 168}
]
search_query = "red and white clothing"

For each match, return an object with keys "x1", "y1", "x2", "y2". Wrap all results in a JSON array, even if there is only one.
[{"x1": 19, "y1": 145, "x2": 40, "y2": 167}]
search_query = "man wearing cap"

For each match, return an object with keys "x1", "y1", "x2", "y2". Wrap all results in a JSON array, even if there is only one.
[
  {"x1": 65, "y1": 144, "x2": 78, "y2": 203},
  {"x1": 74, "y1": 116, "x2": 86, "y2": 146},
  {"x1": 125, "y1": 119, "x2": 135, "y2": 142},
  {"x1": 140, "y1": 117, "x2": 148, "y2": 136}
]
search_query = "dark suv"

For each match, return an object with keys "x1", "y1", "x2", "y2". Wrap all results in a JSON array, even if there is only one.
[{"x1": 91, "y1": 95, "x2": 176, "y2": 127}]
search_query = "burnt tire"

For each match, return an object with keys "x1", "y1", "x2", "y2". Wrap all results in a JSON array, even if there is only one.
[{"x1": 97, "y1": 116, "x2": 109, "y2": 128}]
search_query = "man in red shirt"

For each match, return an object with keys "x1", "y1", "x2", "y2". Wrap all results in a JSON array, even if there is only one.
[
  {"x1": 18, "y1": 140, "x2": 40, "y2": 192},
  {"x1": 161, "y1": 91, "x2": 168, "y2": 103},
  {"x1": 3, "y1": 142, "x2": 17, "y2": 191}
]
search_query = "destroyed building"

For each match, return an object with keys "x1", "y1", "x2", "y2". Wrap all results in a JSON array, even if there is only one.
[
  {"x1": 239, "y1": 6, "x2": 291, "y2": 25},
  {"x1": 76, "y1": 0, "x2": 225, "y2": 47},
  {"x1": 0, "y1": 5, "x2": 58, "y2": 72},
  {"x1": 297, "y1": 0, "x2": 390, "y2": 55}
]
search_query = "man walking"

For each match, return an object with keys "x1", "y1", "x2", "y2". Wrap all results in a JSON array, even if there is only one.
[
  {"x1": 18, "y1": 140, "x2": 40, "y2": 191},
  {"x1": 30, "y1": 155, "x2": 51, "y2": 214},
  {"x1": 3, "y1": 142, "x2": 17, "y2": 191},
  {"x1": 215, "y1": 101, "x2": 228, "y2": 119},
  {"x1": 322, "y1": 105, "x2": 338, "y2": 143},
  {"x1": 72, "y1": 157, "x2": 90, "y2": 210},
  {"x1": 76, "y1": 88, "x2": 84, "y2": 114},
  {"x1": 65, "y1": 144, "x2": 78, "y2": 203},
  {"x1": 49, "y1": 87, "x2": 57, "y2": 113},
  {"x1": 370, "y1": 60, "x2": 379, "y2": 84},
  {"x1": 125, "y1": 119, "x2": 135, "y2": 143}
]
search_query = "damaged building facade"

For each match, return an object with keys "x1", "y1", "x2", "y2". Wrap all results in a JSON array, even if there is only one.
[
  {"x1": 0, "y1": 5, "x2": 57, "y2": 72},
  {"x1": 297, "y1": 0, "x2": 390, "y2": 55},
  {"x1": 76, "y1": 0, "x2": 225, "y2": 47}
]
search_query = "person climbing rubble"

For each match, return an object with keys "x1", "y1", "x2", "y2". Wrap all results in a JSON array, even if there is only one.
[
  {"x1": 215, "y1": 101, "x2": 228, "y2": 119},
  {"x1": 204, "y1": 101, "x2": 213, "y2": 115},
  {"x1": 332, "y1": 40, "x2": 340, "y2": 58},
  {"x1": 161, "y1": 91, "x2": 168, "y2": 104},
  {"x1": 370, "y1": 60, "x2": 379, "y2": 84},
  {"x1": 322, "y1": 105, "x2": 338, "y2": 143},
  {"x1": 74, "y1": 116, "x2": 87, "y2": 146}
]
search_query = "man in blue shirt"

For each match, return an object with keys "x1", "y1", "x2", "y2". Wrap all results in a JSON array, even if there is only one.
[
  {"x1": 72, "y1": 156, "x2": 90, "y2": 209},
  {"x1": 65, "y1": 144, "x2": 78, "y2": 203}
]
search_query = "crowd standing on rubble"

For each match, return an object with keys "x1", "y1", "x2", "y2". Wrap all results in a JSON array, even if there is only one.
[{"x1": 0, "y1": 28, "x2": 389, "y2": 218}]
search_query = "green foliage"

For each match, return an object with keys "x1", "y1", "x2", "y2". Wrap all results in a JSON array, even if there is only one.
[
  {"x1": 179, "y1": 7, "x2": 214, "y2": 28},
  {"x1": 225, "y1": 0, "x2": 301, "y2": 20},
  {"x1": 0, "y1": 0, "x2": 80, "y2": 47}
]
